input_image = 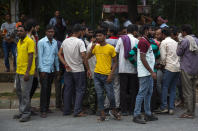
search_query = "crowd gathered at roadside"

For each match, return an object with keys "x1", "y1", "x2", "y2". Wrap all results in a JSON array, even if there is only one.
[{"x1": 0, "y1": 10, "x2": 198, "y2": 124}]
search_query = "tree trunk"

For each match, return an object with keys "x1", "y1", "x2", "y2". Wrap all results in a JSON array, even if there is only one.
[{"x1": 127, "y1": 0, "x2": 138, "y2": 23}]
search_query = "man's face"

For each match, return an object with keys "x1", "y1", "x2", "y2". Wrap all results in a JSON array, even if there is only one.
[
  {"x1": 17, "y1": 27, "x2": 26, "y2": 38},
  {"x1": 5, "y1": 15, "x2": 11, "y2": 21},
  {"x1": 148, "y1": 28, "x2": 155, "y2": 38},
  {"x1": 155, "y1": 29, "x2": 162, "y2": 41},
  {"x1": 55, "y1": 11, "x2": 60, "y2": 17},
  {"x1": 46, "y1": 28, "x2": 55, "y2": 39},
  {"x1": 181, "y1": 31, "x2": 187, "y2": 37},
  {"x1": 96, "y1": 33, "x2": 106, "y2": 44}
]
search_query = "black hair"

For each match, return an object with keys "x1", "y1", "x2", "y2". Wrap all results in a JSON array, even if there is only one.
[
  {"x1": 25, "y1": 19, "x2": 37, "y2": 32},
  {"x1": 170, "y1": 26, "x2": 179, "y2": 36},
  {"x1": 161, "y1": 27, "x2": 171, "y2": 36},
  {"x1": 18, "y1": 25, "x2": 28, "y2": 31},
  {"x1": 95, "y1": 29, "x2": 107, "y2": 36},
  {"x1": 181, "y1": 24, "x2": 192, "y2": 35},
  {"x1": 140, "y1": 24, "x2": 150, "y2": 35},
  {"x1": 46, "y1": 24, "x2": 55, "y2": 31},
  {"x1": 127, "y1": 25, "x2": 135, "y2": 33},
  {"x1": 109, "y1": 26, "x2": 118, "y2": 36},
  {"x1": 72, "y1": 24, "x2": 83, "y2": 33},
  {"x1": 100, "y1": 22, "x2": 109, "y2": 30}
]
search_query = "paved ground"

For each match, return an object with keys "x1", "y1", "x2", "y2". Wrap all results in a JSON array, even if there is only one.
[{"x1": 0, "y1": 107, "x2": 198, "y2": 131}]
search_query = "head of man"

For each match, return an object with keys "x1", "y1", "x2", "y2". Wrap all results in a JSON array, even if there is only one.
[
  {"x1": 181, "y1": 24, "x2": 192, "y2": 37},
  {"x1": 5, "y1": 14, "x2": 11, "y2": 22},
  {"x1": 170, "y1": 26, "x2": 179, "y2": 41},
  {"x1": 26, "y1": 19, "x2": 37, "y2": 34},
  {"x1": 95, "y1": 29, "x2": 106, "y2": 44},
  {"x1": 148, "y1": 26, "x2": 155, "y2": 39},
  {"x1": 155, "y1": 28, "x2": 162, "y2": 41},
  {"x1": 161, "y1": 27, "x2": 171, "y2": 40},
  {"x1": 72, "y1": 24, "x2": 83, "y2": 38},
  {"x1": 45, "y1": 25, "x2": 55, "y2": 41},
  {"x1": 55, "y1": 10, "x2": 60, "y2": 18},
  {"x1": 17, "y1": 25, "x2": 27, "y2": 39},
  {"x1": 140, "y1": 24, "x2": 149, "y2": 37},
  {"x1": 85, "y1": 27, "x2": 94, "y2": 41},
  {"x1": 127, "y1": 24, "x2": 139, "y2": 37}
]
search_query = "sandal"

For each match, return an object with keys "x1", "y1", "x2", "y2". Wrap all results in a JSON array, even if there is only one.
[
  {"x1": 97, "y1": 116, "x2": 106, "y2": 122},
  {"x1": 179, "y1": 113, "x2": 194, "y2": 119},
  {"x1": 111, "y1": 111, "x2": 121, "y2": 120}
]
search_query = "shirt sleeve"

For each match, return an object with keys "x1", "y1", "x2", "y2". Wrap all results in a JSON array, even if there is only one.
[
  {"x1": 111, "y1": 47, "x2": 116, "y2": 58},
  {"x1": 79, "y1": 40, "x2": 86, "y2": 53},
  {"x1": 138, "y1": 39, "x2": 149, "y2": 54},
  {"x1": 37, "y1": 40, "x2": 44, "y2": 72},
  {"x1": 115, "y1": 38, "x2": 121, "y2": 53},
  {"x1": 27, "y1": 40, "x2": 35, "y2": 53},
  {"x1": 177, "y1": 39, "x2": 188, "y2": 56},
  {"x1": 1, "y1": 23, "x2": 4, "y2": 31},
  {"x1": 54, "y1": 42, "x2": 60, "y2": 71},
  {"x1": 159, "y1": 41, "x2": 167, "y2": 65}
]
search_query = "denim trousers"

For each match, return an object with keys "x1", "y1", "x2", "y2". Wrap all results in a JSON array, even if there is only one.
[
  {"x1": 94, "y1": 73, "x2": 116, "y2": 111},
  {"x1": 2, "y1": 40, "x2": 16, "y2": 69},
  {"x1": 161, "y1": 69, "x2": 179, "y2": 110},
  {"x1": 134, "y1": 75, "x2": 153, "y2": 117},
  {"x1": 63, "y1": 71, "x2": 86, "y2": 115}
]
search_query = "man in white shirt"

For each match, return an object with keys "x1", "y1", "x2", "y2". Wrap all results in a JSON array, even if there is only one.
[
  {"x1": 0, "y1": 14, "x2": 16, "y2": 72},
  {"x1": 159, "y1": 28, "x2": 180, "y2": 115},
  {"x1": 115, "y1": 25, "x2": 139, "y2": 115},
  {"x1": 58, "y1": 24, "x2": 91, "y2": 117}
]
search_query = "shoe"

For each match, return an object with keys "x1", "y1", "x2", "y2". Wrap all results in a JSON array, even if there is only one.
[
  {"x1": 155, "y1": 108, "x2": 168, "y2": 114},
  {"x1": 13, "y1": 114, "x2": 22, "y2": 119},
  {"x1": 19, "y1": 117, "x2": 30, "y2": 122},
  {"x1": 74, "y1": 112, "x2": 87, "y2": 117},
  {"x1": 169, "y1": 109, "x2": 174, "y2": 115},
  {"x1": 47, "y1": 109, "x2": 53, "y2": 113},
  {"x1": 31, "y1": 111, "x2": 38, "y2": 116},
  {"x1": 133, "y1": 115, "x2": 146, "y2": 124},
  {"x1": 144, "y1": 114, "x2": 158, "y2": 121},
  {"x1": 40, "y1": 112, "x2": 47, "y2": 118}
]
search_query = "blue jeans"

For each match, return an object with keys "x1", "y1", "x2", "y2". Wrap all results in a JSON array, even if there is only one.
[
  {"x1": 134, "y1": 75, "x2": 153, "y2": 117},
  {"x1": 2, "y1": 40, "x2": 16, "y2": 69},
  {"x1": 161, "y1": 70, "x2": 179, "y2": 110},
  {"x1": 94, "y1": 73, "x2": 116, "y2": 111}
]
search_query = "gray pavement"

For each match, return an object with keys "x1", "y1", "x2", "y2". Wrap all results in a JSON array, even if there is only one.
[{"x1": 0, "y1": 107, "x2": 198, "y2": 131}]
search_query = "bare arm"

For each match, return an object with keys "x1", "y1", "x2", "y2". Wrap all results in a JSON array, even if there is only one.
[
  {"x1": 106, "y1": 56, "x2": 118, "y2": 83},
  {"x1": 58, "y1": 47, "x2": 71, "y2": 72},
  {"x1": 24, "y1": 53, "x2": 33, "y2": 81}
]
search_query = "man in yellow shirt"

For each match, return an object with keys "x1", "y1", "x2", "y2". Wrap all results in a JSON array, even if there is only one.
[
  {"x1": 86, "y1": 29, "x2": 121, "y2": 121},
  {"x1": 13, "y1": 25, "x2": 35, "y2": 122}
]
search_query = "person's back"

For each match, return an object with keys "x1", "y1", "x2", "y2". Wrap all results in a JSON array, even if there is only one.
[
  {"x1": 178, "y1": 35, "x2": 198, "y2": 75},
  {"x1": 61, "y1": 37, "x2": 85, "y2": 72}
]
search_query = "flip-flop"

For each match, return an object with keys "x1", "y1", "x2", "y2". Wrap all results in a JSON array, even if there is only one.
[
  {"x1": 97, "y1": 116, "x2": 106, "y2": 122},
  {"x1": 179, "y1": 113, "x2": 194, "y2": 119},
  {"x1": 112, "y1": 112, "x2": 121, "y2": 120}
]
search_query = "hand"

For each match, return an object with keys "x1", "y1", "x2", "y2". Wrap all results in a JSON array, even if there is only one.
[
  {"x1": 65, "y1": 64, "x2": 72, "y2": 72},
  {"x1": 151, "y1": 72, "x2": 157, "y2": 80},
  {"x1": 106, "y1": 74, "x2": 113, "y2": 83},
  {"x1": 87, "y1": 69, "x2": 92, "y2": 79},
  {"x1": 40, "y1": 72, "x2": 46, "y2": 79},
  {"x1": 24, "y1": 72, "x2": 29, "y2": 81},
  {"x1": 91, "y1": 43, "x2": 96, "y2": 51}
]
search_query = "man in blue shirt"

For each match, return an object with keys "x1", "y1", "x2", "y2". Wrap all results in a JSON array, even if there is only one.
[
  {"x1": 49, "y1": 10, "x2": 66, "y2": 27},
  {"x1": 38, "y1": 25, "x2": 59, "y2": 118}
]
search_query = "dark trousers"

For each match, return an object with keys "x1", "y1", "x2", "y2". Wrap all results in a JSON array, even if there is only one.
[
  {"x1": 119, "y1": 73, "x2": 139, "y2": 113},
  {"x1": 30, "y1": 77, "x2": 38, "y2": 99},
  {"x1": 40, "y1": 73, "x2": 54, "y2": 112},
  {"x1": 2, "y1": 40, "x2": 16, "y2": 70},
  {"x1": 63, "y1": 71, "x2": 86, "y2": 115},
  {"x1": 55, "y1": 70, "x2": 64, "y2": 108}
]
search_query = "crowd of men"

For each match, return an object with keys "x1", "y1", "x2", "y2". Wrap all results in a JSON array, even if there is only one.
[{"x1": 0, "y1": 11, "x2": 198, "y2": 124}]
